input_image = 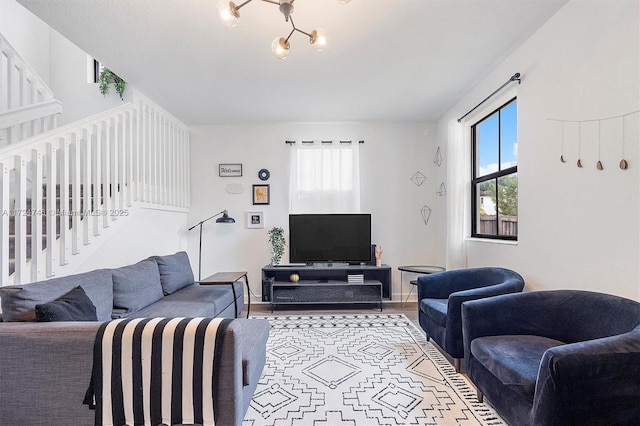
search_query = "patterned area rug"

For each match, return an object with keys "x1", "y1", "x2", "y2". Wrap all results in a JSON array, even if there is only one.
[{"x1": 243, "y1": 314, "x2": 505, "y2": 425}]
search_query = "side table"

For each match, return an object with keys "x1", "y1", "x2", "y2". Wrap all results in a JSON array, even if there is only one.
[
  {"x1": 199, "y1": 271, "x2": 250, "y2": 318},
  {"x1": 398, "y1": 265, "x2": 445, "y2": 307}
]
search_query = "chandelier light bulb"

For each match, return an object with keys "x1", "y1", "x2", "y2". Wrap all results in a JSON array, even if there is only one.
[
  {"x1": 216, "y1": 0, "x2": 239, "y2": 28},
  {"x1": 271, "y1": 37, "x2": 290, "y2": 59},
  {"x1": 310, "y1": 29, "x2": 328, "y2": 51},
  {"x1": 337, "y1": 0, "x2": 352, "y2": 4}
]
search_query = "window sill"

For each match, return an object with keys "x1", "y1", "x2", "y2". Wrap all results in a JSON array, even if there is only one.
[{"x1": 465, "y1": 237, "x2": 518, "y2": 246}]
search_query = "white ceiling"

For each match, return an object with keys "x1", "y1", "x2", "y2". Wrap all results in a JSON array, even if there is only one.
[{"x1": 17, "y1": 0, "x2": 568, "y2": 125}]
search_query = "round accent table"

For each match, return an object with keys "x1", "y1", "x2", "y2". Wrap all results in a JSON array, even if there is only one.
[{"x1": 398, "y1": 265, "x2": 445, "y2": 307}]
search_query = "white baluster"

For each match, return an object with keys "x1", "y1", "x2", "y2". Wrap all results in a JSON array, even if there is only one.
[
  {"x1": 46, "y1": 142, "x2": 58, "y2": 277},
  {"x1": 0, "y1": 161, "x2": 9, "y2": 283},
  {"x1": 82, "y1": 127, "x2": 92, "y2": 245},
  {"x1": 31, "y1": 148, "x2": 44, "y2": 280},
  {"x1": 13, "y1": 154, "x2": 27, "y2": 283},
  {"x1": 59, "y1": 136, "x2": 70, "y2": 265}
]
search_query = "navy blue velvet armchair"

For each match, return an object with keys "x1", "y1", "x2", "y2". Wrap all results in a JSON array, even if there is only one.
[
  {"x1": 417, "y1": 267, "x2": 525, "y2": 371},
  {"x1": 462, "y1": 290, "x2": 640, "y2": 426}
]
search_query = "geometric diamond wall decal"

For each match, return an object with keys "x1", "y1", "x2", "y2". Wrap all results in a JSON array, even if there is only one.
[
  {"x1": 410, "y1": 171, "x2": 427, "y2": 186},
  {"x1": 433, "y1": 147, "x2": 442, "y2": 167},
  {"x1": 420, "y1": 205, "x2": 432, "y2": 226},
  {"x1": 436, "y1": 182, "x2": 447, "y2": 196}
]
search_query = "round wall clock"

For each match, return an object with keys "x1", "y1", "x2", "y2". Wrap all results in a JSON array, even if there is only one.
[{"x1": 258, "y1": 168, "x2": 270, "y2": 181}]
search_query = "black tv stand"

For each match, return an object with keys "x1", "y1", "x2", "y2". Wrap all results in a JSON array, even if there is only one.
[{"x1": 261, "y1": 264, "x2": 392, "y2": 311}]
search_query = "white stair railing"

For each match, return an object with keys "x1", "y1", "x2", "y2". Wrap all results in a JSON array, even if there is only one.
[
  {"x1": 0, "y1": 90, "x2": 190, "y2": 284},
  {"x1": 0, "y1": 33, "x2": 62, "y2": 146}
]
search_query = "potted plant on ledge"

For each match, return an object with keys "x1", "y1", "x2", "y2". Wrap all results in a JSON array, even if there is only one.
[
  {"x1": 267, "y1": 227, "x2": 285, "y2": 266},
  {"x1": 99, "y1": 68, "x2": 126, "y2": 100}
]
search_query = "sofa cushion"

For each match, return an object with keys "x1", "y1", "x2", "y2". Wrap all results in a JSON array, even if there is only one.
[
  {"x1": 150, "y1": 251, "x2": 195, "y2": 295},
  {"x1": 35, "y1": 286, "x2": 98, "y2": 322},
  {"x1": 0, "y1": 269, "x2": 113, "y2": 322},
  {"x1": 420, "y1": 298, "x2": 448, "y2": 326},
  {"x1": 470, "y1": 335, "x2": 565, "y2": 399},
  {"x1": 127, "y1": 282, "x2": 243, "y2": 319},
  {"x1": 111, "y1": 258, "x2": 164, "y2": 318}
]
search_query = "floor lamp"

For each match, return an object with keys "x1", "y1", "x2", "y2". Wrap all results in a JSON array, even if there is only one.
[{"x1": 188, "y1": 209, "x2": 235, "y2": 280}]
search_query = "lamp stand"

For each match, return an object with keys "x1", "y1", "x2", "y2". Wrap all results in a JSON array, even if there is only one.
[{"x1": 188, "y1": 209, "x2": 235, "y2": 280}]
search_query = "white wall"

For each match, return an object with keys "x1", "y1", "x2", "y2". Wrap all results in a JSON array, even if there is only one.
[
  {"x1": 49, "y1": 29, "x2": 130, "y2": 126},
  {"x1": 59, "y1": 206, "x2": 188, "y2": 276},
  {"x1": 188, "y1": 122, "x2": 441, "y2": 302},
  {"x1": 436, "y1": 0, "x2": 640, "y2": 300},
  {"x1": 0, "y1": 0, "x2": 50, "y2": 84}
]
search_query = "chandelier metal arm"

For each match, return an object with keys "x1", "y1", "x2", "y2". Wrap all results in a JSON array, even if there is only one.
[
  {"x1": 235, "y1": 0, "x2": 254, "y2": 10},
  {"x1": 288, "y1": 16, "x2": 313, "y2": 39}
]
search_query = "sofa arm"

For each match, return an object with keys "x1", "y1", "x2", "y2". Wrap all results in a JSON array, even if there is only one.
[
  {"x1": 533, "y1": 329, "x2": 640, "y2": 425},
  {"x1": 0, "y1": 321, "x2": 101, "y2": 425}
]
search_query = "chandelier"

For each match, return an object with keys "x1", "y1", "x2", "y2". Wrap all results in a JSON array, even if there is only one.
[{"x1": 216, "y1": 0, "x2": 351, "y2": 59}]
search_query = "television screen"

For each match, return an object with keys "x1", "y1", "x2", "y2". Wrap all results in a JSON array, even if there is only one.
[{"x1": 289, "y1": 214, "x2": 372, "y2": 264}]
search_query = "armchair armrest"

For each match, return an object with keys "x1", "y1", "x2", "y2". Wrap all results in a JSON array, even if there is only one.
[
  {"x1": 444, "y1": 282, "x2": 523, "y2": 353},
  {"x1": 533, "y1": 329, "x2": 640, "y2": 425}
]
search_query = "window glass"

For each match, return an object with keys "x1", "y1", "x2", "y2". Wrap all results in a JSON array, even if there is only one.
[{"x1": 472, "y1": 99, "x2": 517, "y2": 240}]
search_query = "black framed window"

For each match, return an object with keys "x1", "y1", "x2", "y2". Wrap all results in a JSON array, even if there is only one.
[{"x1": 471, "y1": 98, "x2": 518, "y2": 240}]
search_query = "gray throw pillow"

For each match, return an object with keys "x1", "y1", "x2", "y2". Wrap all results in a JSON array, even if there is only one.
[
  {"x1": 0, "y1": 269, "x2": 113, "y2": 322},
  {"x1": 35, "y1": 286, "x2": 98, "y2": 322},
  {"x1": 150, "y1": 251, "x2": 195, "y2": 295},
  {"x1": 111, "y1": 258, "x2": 163, "y2": 318}
]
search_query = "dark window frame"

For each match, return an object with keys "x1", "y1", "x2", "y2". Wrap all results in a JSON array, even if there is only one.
[{"x1": 471, "y1": 97, "x2": 518, "y2": 241}]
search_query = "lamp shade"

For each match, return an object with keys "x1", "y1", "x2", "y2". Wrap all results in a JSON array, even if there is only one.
[
  {"x1": 216, "y1": 211, "x2": 236, "y2": 223},
  {"x1": 272, "y1": 37, "x2": 290, "y2": 59},
  {"x1": 217, "y1": 0, "x2": 239, "y2": 27},
  {"x1": 310, "y1": 29, "x2": 328, "y2": 51}
]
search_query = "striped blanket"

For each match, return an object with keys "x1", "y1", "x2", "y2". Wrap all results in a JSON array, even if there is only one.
[{"x1": 84, "y1": 317, "x2": 231, "y2": 426}]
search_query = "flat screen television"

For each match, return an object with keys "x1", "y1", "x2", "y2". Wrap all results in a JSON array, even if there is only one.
[{"x1": 289, "y1": 214, "x2": 372, "y2": 264}]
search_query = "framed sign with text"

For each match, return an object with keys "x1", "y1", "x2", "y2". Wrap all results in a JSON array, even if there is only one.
[{"x1": 219, "y1": 163, "x2": 243, "y2": 177}]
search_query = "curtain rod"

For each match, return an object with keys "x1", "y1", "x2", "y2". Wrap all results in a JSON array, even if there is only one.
[
  {"x1": 457, "y1": 72, "x2": 521, "y2": 123},
  {"x1": 285, "y1": 140, "x2": 364, "y2": 145}
]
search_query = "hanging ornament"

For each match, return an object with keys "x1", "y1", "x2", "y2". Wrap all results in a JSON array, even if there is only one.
[
  {"x1": 596, "y1": 120, "x2": 603, "y2": 170},
  {"x1": 576, "y1": 122, "x2": 583, "y2": 168},
  {"x1": 560, "y1": 122, "x2": 566, "y2": 163},
  {"x1": 620, "y1": 115, "x2": 629, "y2": 170}
]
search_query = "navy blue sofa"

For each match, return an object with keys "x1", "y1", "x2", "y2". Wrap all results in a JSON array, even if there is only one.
[
  {"x1": 417, "y1": 267, "x2": 525, "y2": 371},
  {"x1": 462, "y1": 290, "x2": 640, "y2": 425}
]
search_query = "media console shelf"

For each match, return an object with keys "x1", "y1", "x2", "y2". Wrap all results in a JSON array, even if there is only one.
[{"x1": 261, "y1": 264, "x2": 392, "y2": 311}]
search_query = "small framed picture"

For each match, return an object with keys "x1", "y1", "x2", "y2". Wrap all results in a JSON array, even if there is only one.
[
  {"x1": 219, "y1": 163, "x2": 242, "y2": 177},
  {"x1": 252, "y1": 184, "x2": 270, "y2": 205},
  {"x1": 246, "y1": 211, "x2": 264, "y2": 229}
]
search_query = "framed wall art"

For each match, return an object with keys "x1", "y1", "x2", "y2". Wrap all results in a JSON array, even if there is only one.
[
  {"x1": 246, "y1": 211, "x2": 264, "y2": 229},
  {"x1": 252, "y1": 184, "x2": 270, "y2": 205},
  {"x1": 219, "y1": 163, "x2": 242, "y2": 177}
]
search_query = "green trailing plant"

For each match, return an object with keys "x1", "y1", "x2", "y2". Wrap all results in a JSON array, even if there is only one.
[
  {"x1": 267, "y1": 227, "x2": 286, "y2": 266},
  {"x1": 98, "y1": 68, "x2": 126, "y2": 100}
]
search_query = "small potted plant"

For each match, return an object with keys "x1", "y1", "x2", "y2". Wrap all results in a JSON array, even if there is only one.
[
  {"x1": 99, "y1": 68, "x2": 126, "y2": 100},
  {"x1": 267, "y1": 227, "x2": 285, "y2": 266}
]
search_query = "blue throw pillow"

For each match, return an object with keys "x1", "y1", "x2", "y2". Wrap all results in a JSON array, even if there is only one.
[
  {"x1": 151, "y1": 251, "x2": 195, "y2": 295},
  {"x1": 35, "y1": 286, "x2": 98, "y2": 322}
]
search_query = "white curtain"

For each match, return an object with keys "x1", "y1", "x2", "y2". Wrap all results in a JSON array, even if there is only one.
[
  {"x1": 445, "y1": 120, "x2": 468, "y2": 270},
  {"x1": 289, "y1": 142, "x2": 361, "y2": 214}
]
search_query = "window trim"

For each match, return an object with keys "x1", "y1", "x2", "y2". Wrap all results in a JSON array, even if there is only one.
[{"x1": 470, "y1": 97, "x2": 518, "y2": 241}]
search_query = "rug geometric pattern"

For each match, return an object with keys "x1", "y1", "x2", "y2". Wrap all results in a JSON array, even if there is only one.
[{"x1": 243, "y1": 314, "x2": 505, "y2": 426}]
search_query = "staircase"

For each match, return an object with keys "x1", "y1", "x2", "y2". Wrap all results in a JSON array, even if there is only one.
[{"x1": 0, "y1": 32, "x2": 190, "y2": 285}]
